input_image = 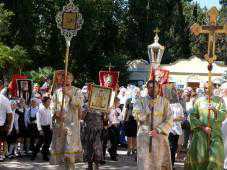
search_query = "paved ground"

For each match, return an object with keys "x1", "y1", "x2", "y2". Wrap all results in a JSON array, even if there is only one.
[{"x1": 0, "y1": 150, "x2": 184, "y2": 170}]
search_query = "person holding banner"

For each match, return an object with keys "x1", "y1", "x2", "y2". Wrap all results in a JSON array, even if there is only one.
[
  {"x1": 50, "y1": 72, "x2": 83, "y2": 170},
  {"x1": 185, "y1": 82, "x2": 227, "y2": 170},
  {"x1": 81, "y1": 89, "x2": 104, "y2": 170},
  {"x1": 133, "y1": 80, "x2": 172, "y2": 170}
]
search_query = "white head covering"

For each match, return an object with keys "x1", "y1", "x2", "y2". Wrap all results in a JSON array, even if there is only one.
[{"x1": 81, "y1": 85, "x2": 88, "y2": 93}]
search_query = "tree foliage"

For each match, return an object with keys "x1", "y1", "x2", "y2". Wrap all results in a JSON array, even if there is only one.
[
  {"x1": 30, "y1": 67, "x2": 54, "y2": 84},
  {"x1": 0, "y1": 3, "x2": 14, "y2": 40},
  {"x1": 1, "y1": 0, "x2": 226, "y2": 86}
]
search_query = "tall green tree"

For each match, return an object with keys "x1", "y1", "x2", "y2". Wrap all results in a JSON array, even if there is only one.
[
  {"x1": 0, "y1": 3, "x2": 30, "y2": 79},
  {"x1": 4, "y1": 0, "x2": 226, "y2": 86},
  {"x1": 0, "y1": 3, "x2": 14, "y2": 41}
]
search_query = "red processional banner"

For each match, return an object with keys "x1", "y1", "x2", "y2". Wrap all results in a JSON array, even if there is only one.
[
  {"x1": 149, "y1": 66, "x2": 169, "y2": 84},
  {"x1": 99, "y1": 71, "x2": 119, "y2": 91},
  {"x1": 8, "y1": 74, "x2": 29, "y2": 97}
]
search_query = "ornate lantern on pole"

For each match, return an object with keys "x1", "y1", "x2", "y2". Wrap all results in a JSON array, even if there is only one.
[
  {"x1": 148, "y1": 28, "x2": 165, "y2": 70},
  {"x1": 147, "y1": 28, "x2": 165, "y2": 152},
  {"x1": 56, "y1": 0, "x2": 83, "y2": 112}
]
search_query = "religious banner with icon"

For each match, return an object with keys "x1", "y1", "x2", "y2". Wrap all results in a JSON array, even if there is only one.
[
  {"x1": 99, "y1": 71, "x2": 119, "y2": 91},
  {"x1": 149, "y1": 66, "x2": 169, "y2": 84},
  {"x1": 62, "y1": 12, "x2": 80, "y2": 30},
  {"x1": 56, "y1": 0, "x2": 83, "y2": 111},
  {"x1": 56, "y1": 0, "x2": 83, "y2": 42},
  {"x1": 16, "y1": 79, "x2": 33, "y2": 105},
  {"x1": 8, "y1": 74, "x2": 30, "y2": 98},
  {"x1": 88, "y1": 84, "x2": 112, "y2": 112}
]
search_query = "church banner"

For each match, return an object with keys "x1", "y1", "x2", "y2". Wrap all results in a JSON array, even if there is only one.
[
  {"x1": 149, "y1": 66, "x2": 169, "y2": 84},
  {"x1": 8, "y1": 74, "x2": 30, "y2": 97},
  {"x1": 99, "y1": 71, "x2": 119, "y2": 91}
]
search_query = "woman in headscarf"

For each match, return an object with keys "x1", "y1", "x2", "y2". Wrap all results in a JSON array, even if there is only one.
[{"x1": 81, "y1": 84, "x2": 104, "y2": 170}]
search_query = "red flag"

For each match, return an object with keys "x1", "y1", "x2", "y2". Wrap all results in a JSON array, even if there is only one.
[
  {"x1": 149, "y1": 66, "x2": 155, "y2": 81},
  {"x1": 8, "y1": 74, "x2": 29, "y2": 97},
  {"x1": 149, "y1": 66, "x2": 169, "y2": 84},
  {"x1": 99, "y1": 71, "x2": 119, "y2": 91},
  {"x1": 149, "y1": 67, "x2": 169, "y2": 96}
]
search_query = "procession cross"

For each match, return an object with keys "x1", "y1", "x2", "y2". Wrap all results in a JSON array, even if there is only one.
[
  {"x1": 56, "y1": 0, "x2": 83, "y2": 117},
  {"x1": 191, "y1": 7, "x2": 227, "y2": 143}
]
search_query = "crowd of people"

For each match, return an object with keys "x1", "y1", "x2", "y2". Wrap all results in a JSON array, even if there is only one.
[{"x1": 0, "y1": 74, "x2": 227, "y2": 170}]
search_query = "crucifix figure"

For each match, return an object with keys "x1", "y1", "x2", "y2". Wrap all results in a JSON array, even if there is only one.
[
  {"x1": 191, "y1": 6, "x2": 227, "y2": 145},
  {"x1": 191, "y1": 7, "x2": 227, "y2": 64}
]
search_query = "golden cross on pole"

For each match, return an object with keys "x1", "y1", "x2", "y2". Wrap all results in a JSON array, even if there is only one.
[
  {"x1": 191, "y1": 7, "x2": 227, "y2": 63},
  {"x1": 191, "y1": 6, "x2": 227, "y2": 145}
]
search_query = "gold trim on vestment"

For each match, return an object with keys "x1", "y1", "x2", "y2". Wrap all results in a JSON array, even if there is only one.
[{"x1": 51, "y1": 151, "x2": 82, "y2": 156}]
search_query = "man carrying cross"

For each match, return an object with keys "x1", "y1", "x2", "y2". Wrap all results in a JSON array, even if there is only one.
[
  {"x1": 185, "y1": 82, "x2": 227, "y2": 170},
  {"x1": 185, "y1": 7, "x2": 227, "y2": 170}
]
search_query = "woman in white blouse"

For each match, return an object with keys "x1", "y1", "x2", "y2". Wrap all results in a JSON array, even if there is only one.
[{"x1": 163, "y1": 84, "x2": 184, "y2": 168}]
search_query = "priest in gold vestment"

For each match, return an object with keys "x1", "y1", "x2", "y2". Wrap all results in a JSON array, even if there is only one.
[
  {"x1": 50, "y1": 73, "x2": 83, "y2": 170},
  {"x1": 133, "y1": 80, "x2": 173, "y2": 170}
]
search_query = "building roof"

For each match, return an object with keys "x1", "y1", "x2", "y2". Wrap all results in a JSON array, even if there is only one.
[{"x1": 161, "y1": 56, "x2": 227, "y2": 74}]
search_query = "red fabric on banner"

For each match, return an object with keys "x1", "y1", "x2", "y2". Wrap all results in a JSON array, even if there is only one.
[
  {"x1": 149, "y1": 66, "x2": 169, "y2": 96},
  {"x1": 149, "y1": 66, "x2": 169, "y2": 84},
  {"x1": 8, "y1": 74, "x2": 29, "y2": 97},
  {"x1": 99, "y1": 71, "x2": 119, "y2": 90}
]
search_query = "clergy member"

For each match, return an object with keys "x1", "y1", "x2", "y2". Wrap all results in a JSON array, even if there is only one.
[
  {"x1": 133, "y1": 80, "x2": 173, "y2": 170},
  {"x1": 185, "y1": 82, "x2": 227, "y2": 170}
]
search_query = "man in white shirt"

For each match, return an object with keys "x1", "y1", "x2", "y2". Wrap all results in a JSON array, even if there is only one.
[
  {"x1": 0, "y1": 80, "x2": 13, "y2": 161},
  {"x1": 108, "y1": 97, "x2": 122, "y2": 161},
  {"x1": 25, "y1": 98, "x2": 39, "y2": 153},
  {"x1": 32, "y1": 96, "x2": 52, "y2": 161}
]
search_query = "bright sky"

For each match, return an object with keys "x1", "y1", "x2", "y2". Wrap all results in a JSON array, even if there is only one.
[{"x1": 193, "y1": 0, "x2": 221, "y2": 9}]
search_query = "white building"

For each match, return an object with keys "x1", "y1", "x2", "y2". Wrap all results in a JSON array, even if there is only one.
[{"x1": 128, "y1": 56, "x2": 227, "y2": 89}]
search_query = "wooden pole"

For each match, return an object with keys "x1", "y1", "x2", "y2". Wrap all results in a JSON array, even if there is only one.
[
  {"x1": 207, "y1": 64, "x2": 212, "y2": 145},
  {"x1": 61, "y1": 41, "x2": 70, "y2": 113},
  {"x1": 149, "y1": 49, "x2": 158, "y2": 153}
]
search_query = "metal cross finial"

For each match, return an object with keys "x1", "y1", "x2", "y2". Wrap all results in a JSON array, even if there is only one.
[
  {"x1": 153, "y1": 28, "x2": 160, "y2": 43},
  {"x1": 154, "y1": 27, "x2": 160, "y2": 35},
  {"x1": 108, "y1": 63, "x2": 113, "y2": 71}
]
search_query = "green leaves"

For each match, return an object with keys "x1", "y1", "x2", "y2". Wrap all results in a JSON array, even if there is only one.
[
  {"x1": 1, "y1": 0, "x2": 226, "y2": 86},
  {"x1": 0, "y1": 43, "x2": 30, "y2": 71},
  {"x1": 0, "y1": 3, "x2": 14, "y2": 39},
  {"x1": 30, "y1": 67, "x2": 54, "y2": 84}
]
